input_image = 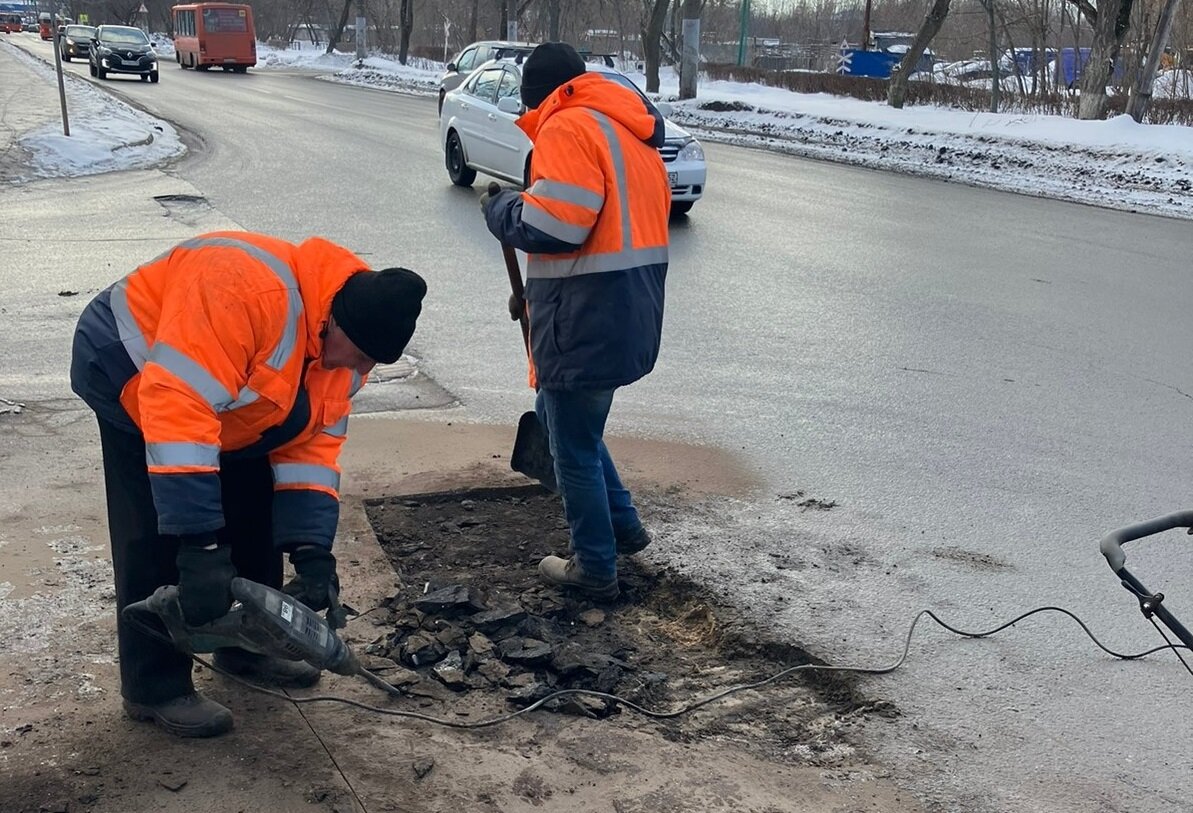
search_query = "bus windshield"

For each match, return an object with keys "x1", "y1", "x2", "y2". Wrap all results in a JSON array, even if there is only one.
[{"x1": 201, "y1": 7, "x2": 247, "y2": 32}]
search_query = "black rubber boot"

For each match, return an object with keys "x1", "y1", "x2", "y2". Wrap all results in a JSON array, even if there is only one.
[
  {"x1": 123, "y1": 692, "x2": 233, "y2": 738},
  {"x1": 213, "y1": 647, "x2": 322, "y2": 688}
]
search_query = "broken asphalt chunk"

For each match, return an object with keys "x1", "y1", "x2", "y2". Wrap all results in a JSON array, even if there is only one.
[
  {"x1": 414, "y1": 584, "x2": 488, "y2": 615},
  {"x1": 470, "y1": 606, "x2": 527, "y2": 632}
]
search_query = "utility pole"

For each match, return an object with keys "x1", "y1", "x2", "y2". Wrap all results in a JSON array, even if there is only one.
[
  {"x1": 736, "y1": 0, "x2": 750, "y2": 66},
  {"x1": 51, "y1": 12, "x2": 69, "y2": 136},
  {"x1": 862, "y1": 0, "x2": 872, "y2": 49}
]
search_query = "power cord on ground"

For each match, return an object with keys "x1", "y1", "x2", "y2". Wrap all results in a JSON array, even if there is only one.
[{"x1": 184, "y1": 604, "x2": 1192, "y2": 730}]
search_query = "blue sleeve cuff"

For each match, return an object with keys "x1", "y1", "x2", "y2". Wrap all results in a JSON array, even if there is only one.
[
  {"x1": 150, "y1": 472, "x2": 225, "y2": 536},
  {"x1": 272, "y1": 489, "x2": 339, "y2": 550}
]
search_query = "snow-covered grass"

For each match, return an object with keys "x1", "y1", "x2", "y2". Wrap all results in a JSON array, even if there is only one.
[{"x1": 7, "y1": 43, "x2": 185, "y2": 181}]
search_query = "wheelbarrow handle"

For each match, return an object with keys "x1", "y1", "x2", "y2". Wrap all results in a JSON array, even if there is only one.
[{"x1": 1099, "y1": 510, "x2": 1193, "y2": 572}]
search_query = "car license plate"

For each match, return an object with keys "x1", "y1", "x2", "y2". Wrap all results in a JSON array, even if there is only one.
[
  {"x1": 667, "y1": 171, "x2": 678, "y2": 185},
  {"x1": 123, "y1": 58, "x2": 139, "y2": 65}
]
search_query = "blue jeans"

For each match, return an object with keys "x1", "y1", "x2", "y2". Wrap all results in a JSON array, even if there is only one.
[{"x1": 536, "y1": 388, "x2": 642, "y2": 581}]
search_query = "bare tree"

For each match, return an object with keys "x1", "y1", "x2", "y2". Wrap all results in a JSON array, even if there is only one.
[
  {"x1": 1126, "y1": 0, "x2": 1183, "y2": 120},
  {"x1": 1067, "y1": 0, "x2": 1136, "y2": 118},
  {"x1": 399, "y1": 0, "x2": 415, "y2": 62},
  {"x1": 642, "y1": 0, "x2": 670, "y2": 92},
  {"x1": 325, "y1": 0, "x2": 353, "y2": 54},
  {"x1": 887, "y1": 0, "x2": 953, "y2": 107}
]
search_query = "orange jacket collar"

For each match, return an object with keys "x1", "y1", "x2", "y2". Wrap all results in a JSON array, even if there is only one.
[
  {"x1": 294, "y1": 237, "x2": 370, "y2": 359},
  {"x1": 517, "y1": 73, "x2": 658, "y2": 145}
]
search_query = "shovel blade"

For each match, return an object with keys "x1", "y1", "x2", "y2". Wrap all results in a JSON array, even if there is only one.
[{"x1": 511, "y1": 410, "x2": 557, "y2": 493}]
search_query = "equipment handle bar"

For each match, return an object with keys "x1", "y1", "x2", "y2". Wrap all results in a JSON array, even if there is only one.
[{"x1": 1099, "y1": 510, "x2": 1193, "y2": 572}]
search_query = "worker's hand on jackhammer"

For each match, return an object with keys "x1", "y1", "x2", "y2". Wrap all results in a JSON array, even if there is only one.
[
  {"x1": 175, "y1": 535, "x2": 236, "y2": 626},
  {"x1": 508, "y1": 293, "x2": 525, "y2": 321},
  {"x1": 283, "y1": 545, "x2": 340, "y2": 613}
]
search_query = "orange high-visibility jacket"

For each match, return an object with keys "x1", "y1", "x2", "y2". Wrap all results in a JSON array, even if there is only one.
[
  {"x1": 71, "y1": 232, "x2": 369, "y2": 548},
  {"x1": 484, "y1": 72, "x2": 670, "y2": 391}
]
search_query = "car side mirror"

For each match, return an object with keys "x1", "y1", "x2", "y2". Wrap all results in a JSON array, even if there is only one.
[
  {"x1": 446, "y1": 62, "x2": 457, "y2": 72},
  {"x1": 497, "y1": 96, "x2": 525, "y2": 115},
  {"x1": 656, "y1": 101, "x2": 674, "y2": 117}
]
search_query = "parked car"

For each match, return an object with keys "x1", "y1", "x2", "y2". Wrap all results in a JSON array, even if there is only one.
[
  {"x1": 88, "y1": 25, "x2": 159, "y2": 82},
  {"x1": 440, "y1": 60, "x2": 707, "y2": 215},
  {"x1": 438, "y1": 40, "x2": 536, "y2": 115},
  {"x1": 59, "y1": 24, "x2": 96, "y2": 61}
]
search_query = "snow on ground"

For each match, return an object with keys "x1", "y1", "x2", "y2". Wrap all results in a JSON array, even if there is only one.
[
  {"x1": 254, "y1": 42, "x2": 442, "y2": 96},
  {"x1": 643, "y1": 73, "x2": 1193, "y2": 219},
  {"x1": 7, "y1": 44, "x2": 185, "y2": 181}
]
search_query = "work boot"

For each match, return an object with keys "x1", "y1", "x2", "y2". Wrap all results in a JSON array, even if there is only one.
[
  {"x1": 568, "y1": 526, "x2": 652, "y2": 556},
  {"x1": 123, "y1": 692, "x2": 233, "y2": 738},
  {"x1": 616, "y1": 526, "x2": 652, "y2": 555},
  {"x1": 538, "y1": 555, "x2": 619, "y2": 601},
  {"x1": 212, "y1": 647, "x2": 322, "y2": 688}
]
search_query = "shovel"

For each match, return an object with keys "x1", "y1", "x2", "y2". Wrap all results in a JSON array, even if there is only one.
[{"x1": 491, "y1": 182, "x2": 558, "y2": 493}]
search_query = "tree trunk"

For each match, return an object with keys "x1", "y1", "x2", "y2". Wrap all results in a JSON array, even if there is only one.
[
  {"x1": 1074, "y1": 0, "x2": 1135, "y2": 119},
  {"x1": 982, "y1": 0, "x2": 1000, "y2": 112},
  {"x1": 887, "y1": 0, "x2": 952, "y2": 108},
  {"x1": 398, "y1": 0, "x2": 413, "y2": 64},
  {"x1": 679, "y1": 0, "x2": 701, "y2": 99},
  {"x1": 547, "y1": 0, "x2": 561, "y2": 40},
  {"x1": 468, "y1": 0, "x2": 479, "y2": 44},
  {"x1": 642, "y1": 0, "x2": 670, "y2": 93},
  {"x1": 325, "y1": 0, "x2": 353, "y2": 54},
  {"x1": 1125, "y1": 0, "x2": 1181, "y2": 121}
]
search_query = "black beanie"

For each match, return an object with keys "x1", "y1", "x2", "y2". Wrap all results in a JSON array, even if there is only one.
[
  {"x1": 521, "y1": 42, "x2": 586, "y2": 110},
  {"x1": 331, "y1": 268, "x2": 426, "y2": 365}
]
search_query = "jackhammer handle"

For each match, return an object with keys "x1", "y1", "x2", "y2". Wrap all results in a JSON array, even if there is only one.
[
  {"x1": 489, "y1": 182, "x2": 531, "y2": 350},
  {"x1": 1099, "y1": 510, "x2": 1193, "y2": 572}
]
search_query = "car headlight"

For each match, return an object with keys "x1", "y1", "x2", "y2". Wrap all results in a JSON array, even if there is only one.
[
  {"x1": 678, "y1": 139, "x2": 704, "y2": 162},
  {"x1": 65, "y1": 37, "x2": 74, "y2": 44}
]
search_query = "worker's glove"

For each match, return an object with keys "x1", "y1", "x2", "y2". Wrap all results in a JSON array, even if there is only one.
[
  {"x1": 283, "y1": 545, "x2": 339, "y2": 613},
  {"x1": 174, "y1": 535, "x2": 236, "y2": 627},
  {"x1": 480, "y1": 182, "x2": 508, "y2": 214},
  {"x1": 508, "y1": 293, "x2": 525, "y2": 322}
]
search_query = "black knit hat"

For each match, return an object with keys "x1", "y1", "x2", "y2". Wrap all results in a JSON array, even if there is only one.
[
  {"x1": 521, "y1": 42, "x2": 587, "y2": 110},
  {"x1": 331, "y1": 268, "x2": 426, "y2": 364}
]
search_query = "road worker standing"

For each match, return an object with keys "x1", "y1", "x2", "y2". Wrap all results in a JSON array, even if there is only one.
[
  {"x1": 482, "y1": 43, "x2": 671, "y2": 601},
  {"x1": 70, "y1": 231, "x2": 426, "y2": 737}
]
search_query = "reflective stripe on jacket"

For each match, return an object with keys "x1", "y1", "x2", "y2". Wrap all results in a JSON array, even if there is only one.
[
  {"x1": 485, "y1": 73, "x2": 670, "y2": 391},
  {"x1": 70, "y1": 231, "x2": 368, "y2": 547}
]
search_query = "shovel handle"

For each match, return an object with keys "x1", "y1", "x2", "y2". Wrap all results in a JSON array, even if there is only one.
[{"x1": 489, "y1": 182, "x2": 531, "y2": 351}]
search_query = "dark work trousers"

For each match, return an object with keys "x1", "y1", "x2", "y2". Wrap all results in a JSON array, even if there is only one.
[{"x1": 98, "y1": 418, "x2": 282, "y2": 705}]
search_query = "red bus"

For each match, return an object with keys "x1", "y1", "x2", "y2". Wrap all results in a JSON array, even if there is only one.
[
  {"x1": 1, "y1": 14, "x2": 23, "y2": 34},
  {"x1": 172, "y1": 3, "x2": 255, "y2": 72}
]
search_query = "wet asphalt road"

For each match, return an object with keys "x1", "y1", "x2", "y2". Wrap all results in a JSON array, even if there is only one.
[{"x1": 15, "y1": 41, "x2": 1193, "y2": 812}]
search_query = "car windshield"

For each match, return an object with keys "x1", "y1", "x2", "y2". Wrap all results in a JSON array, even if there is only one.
[
  {"x1": 65, "y1": 25, "x2": 94, "y2": 37},
  {"x1": 101, "y1": 27, "x2": 149, "y2": 44},
  {"x1": 590, "y1": 70, "x2": 654, "y2": 106}
]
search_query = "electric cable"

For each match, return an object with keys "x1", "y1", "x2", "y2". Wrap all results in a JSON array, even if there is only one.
[{"x1": 170, "y1": 604, "x2": 1192, "y2": 731}]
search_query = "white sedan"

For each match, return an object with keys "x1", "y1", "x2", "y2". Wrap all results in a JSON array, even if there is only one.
[{"x1": 440, "y1": 61, "x2": 706, "y2": 215}]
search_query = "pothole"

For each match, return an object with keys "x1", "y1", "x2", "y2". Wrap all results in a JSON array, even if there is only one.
[
  {"x1": 361, "y1": 484, "x2": 894, "y2": 765},
  {"x1": 152, "y1": 194, "x2": 212, "y2": 225}
]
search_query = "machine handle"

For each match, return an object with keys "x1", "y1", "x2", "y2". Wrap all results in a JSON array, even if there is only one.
[{"x1": 1099, "y1": 510, "x2": 1193, "y2": 572}]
